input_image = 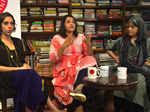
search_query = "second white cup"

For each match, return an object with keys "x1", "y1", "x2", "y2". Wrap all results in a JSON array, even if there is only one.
[
  {"x1": 99, "y1": 66, "x2": 109, "y2": 77},
  {"x1": 117, "y1": 67, "x2": 127, "y2": 79}
]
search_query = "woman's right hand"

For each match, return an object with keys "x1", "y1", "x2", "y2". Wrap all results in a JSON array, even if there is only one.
[
  {"x1": 62, "y1": 35, "x2": 74, "y2": 49},
  {"x1": 58, "y1": 34, "x2": 74, "y2": 58},
  {"x1": 18, "y1": 64, "x2": 32, "y2": 70}
]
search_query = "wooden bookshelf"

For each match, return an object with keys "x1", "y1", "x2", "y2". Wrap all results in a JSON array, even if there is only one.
[
  {"x1": 22, "y1": 32, "x2": 57, "y2": 40},
  {"x1": 21, "y1": 0, "x2": 150, "y2": 50}
]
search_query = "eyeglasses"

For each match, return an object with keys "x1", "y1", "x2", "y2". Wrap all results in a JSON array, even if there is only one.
[{"x1": 2, "y1": 21, "x2": 15, "y2": 26}]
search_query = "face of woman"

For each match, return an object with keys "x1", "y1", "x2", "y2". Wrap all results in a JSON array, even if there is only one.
[
  {"x1": 1, "y1": 16, "x2": 15, "y2": 37},
  {"x1": 125, "y1": 22, "x2": 138, "y2": 37},
  {"x1": 64, "y1": 17, "x2": 76, "y2": 33}
]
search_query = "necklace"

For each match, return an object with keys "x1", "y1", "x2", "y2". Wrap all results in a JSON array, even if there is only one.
[{"x1": 5, "y1": 45, "x2": 21, "y2": 67}]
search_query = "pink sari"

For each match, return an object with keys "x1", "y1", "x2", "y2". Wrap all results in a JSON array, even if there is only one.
[{"x1": 49, "y1": 34, "x2": 97, "y2": 105}]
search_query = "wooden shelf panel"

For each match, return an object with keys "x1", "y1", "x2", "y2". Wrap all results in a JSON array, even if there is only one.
[
  {"x1": 22, "y1": 32, "x2": 56, "y2": 40},
  {"x1": 91, "y1": 35, "x2": 122, "y2": 40},
  {"x1": 93, "y1": 47, "x2": 104, "y2": 52},
  {"x1": 21, "y1": 3, "x2": 69, "y2": 7},
  {"x1": 22, "y1": 32, "x2": 122, "y2": 40},
  {"x1": 77, "y1": 18, "x2": 122, "y2": 22},
  {"x1": 71, "y1": 5, "x2": 123, "y2": 9},
  {"x1": 125, "y1": 5, "x2": 150, "y2": 9},
  {"x1": 21, "y1": 16, "x2": 62, "y2": 20}
]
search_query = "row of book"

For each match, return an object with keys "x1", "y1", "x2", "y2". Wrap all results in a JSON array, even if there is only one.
[
  {"x1": 23, "y1": 40, "x2": 52, "y2": 76},
  {"x1": 21, "y1": 7, "x2": 122, "y2": 19},
  {"x1": 21, "y1": 20, "x2": 122, "y2": 36},
  {"x1": 21, "y1": 20, "x2": 58, "y2": 32},
  {"x1": 21, "y1": 8, "x2": 68, "y2": 17}
]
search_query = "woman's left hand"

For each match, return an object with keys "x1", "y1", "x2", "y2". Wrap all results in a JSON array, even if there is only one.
[
  {"x1": 22, "y1": 63, "x2": 32, "y2": 69},
  {"x1": 84, "y1": 34, "x2": 92, "y2": 46}
]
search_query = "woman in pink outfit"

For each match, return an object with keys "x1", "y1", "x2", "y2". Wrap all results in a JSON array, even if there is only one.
[{"x1": 49, "y1": 15, "x2": 97, "y2": 112}]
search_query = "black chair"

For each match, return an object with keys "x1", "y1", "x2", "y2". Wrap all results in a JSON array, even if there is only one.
[{"x1": 0, "y1": 88, "x2": 15, "y2": 112}]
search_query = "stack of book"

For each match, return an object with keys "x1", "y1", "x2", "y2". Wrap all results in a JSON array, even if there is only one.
[
  {"x1": 71, "y1": 0, "x2": 82, "y2": 6},
  {"x1": 77, "y1": 21, "x2": 85, "y2": 33},
  {"x1": 125, "y1": 9, "x2": 139, "y2": 15},
  {"x1": 58, "y1": 0, "x2": 69, "y2": 4},
  {"x1": 44, "y1": 8, "x2": 56, "y2": 16},
  {"x1": 84, "y1": 0, "x2": 96, "y2": 6},
  {"x1": 21, "y1": 20, "x2": 29, "y2": 32},
  {"x1": 92, "y1": 39, "x2": 103, "y2": 49},
  {"x1": 110, "y1": 25, "x2": 122, "y2": 36},
  {"x1": 98, "y1": 52, "x2": 115, "y2": 65},
  {"x1": 111, "y1": 0, "x2": 123, "y2": 5},
  {"x1": 29, "y1": 7, "x2": 42, "y2": 16},
  {"x1": 84, "y1": 9, "x2": 95, "y2": 19},
  {"x1": 96, "y1": 24, "x2": 109, "y2": 36},
  {"x1": 108, "y1": 9, "x2": 122, "y2": 19},
  {"x1": 58, "y1": 8, "x2": 68, "y2": 16},
  {"x1": 85, "y1": 22, "x2": 95, "y2": 35},
  {"x1": 47, "y1": 0, "x2": 57, "y2": 3},
  {"x1": 33, "y1": 41, "x2": 52, "y2": 76},
  {"x1": 43, "y1": 20, "x2": 54, "y2": 32},
  {"x1": 25, "y1": 0, "x2": 36, "y2": 4},
  {"x1": 125, "y1": 0, "x2": 139, "y2": 5},
  {"x1": 96, "y1": 9, "x2": 108, "y2": 20},
  {"x1": 72, "y1": 9, "x2": 83, "y2": 19},
  {"x1": 30, "y1": 21, "x2": 43, "y2": 32},
  {"x1": 97, "y1": 0, "x2": 110, "y2": 6},
  {"x1": 56, "y1": 20, "x2": 61, "y2": 32},
  {"x1": 21, "y1": 8, "x2": 28, "y2": 16}
]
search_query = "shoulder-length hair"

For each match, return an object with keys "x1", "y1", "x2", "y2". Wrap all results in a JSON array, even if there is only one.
[
  {"x1": 124, "y1": 14, "x2": 147, "y2": 43},
  {"x1": 0, "y1": 12, "x2": 16, "y2": 34},
  {"x1": 58, "y1": 15, "x2": 78, "y2": 38}
]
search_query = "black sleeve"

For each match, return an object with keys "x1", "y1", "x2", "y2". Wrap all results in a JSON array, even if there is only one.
[
  {"x1": 0, "y1": 45, "x2": 10, "y2": 66},
  {"x1": 13, "y1": 38, "x2": 25, "y2": 65}
]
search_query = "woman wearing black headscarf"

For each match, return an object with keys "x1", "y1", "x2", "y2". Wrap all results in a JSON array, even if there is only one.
[{"x1": 106, "y1": 14, "x2": 150, "y2": 111}]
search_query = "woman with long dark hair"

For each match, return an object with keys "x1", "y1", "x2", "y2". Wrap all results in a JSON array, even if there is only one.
[
  {"x1": 106, "y1": 14, "x2": 150, "y2": 111},
  {"x1": 0, "y1": 12, "x2": 63, "y2": 112}
]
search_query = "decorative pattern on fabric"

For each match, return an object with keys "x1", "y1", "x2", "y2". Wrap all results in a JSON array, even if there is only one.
[{"x1": 49, "y1": 34, "x2": 97, "y2": 105}]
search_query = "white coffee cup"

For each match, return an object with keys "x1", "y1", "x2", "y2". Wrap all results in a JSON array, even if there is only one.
[
  {"x1": 117, "y1": 67, "x2": 127, "y2": 79},
  {"x1": 99, "y1": 66, "x2": 109, "y2": 77},
  {"x1": 88, "y1": 67, "x2": 97, "y2": 79}
]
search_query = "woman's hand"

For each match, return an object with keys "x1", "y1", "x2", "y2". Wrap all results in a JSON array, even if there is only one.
[
  {"x1": 84, "y1": 34, "x2": 93, "y2": 55},
  {"x1": 114, "y1": 57, "x2": 120, "y2": 63},
  {"x1": 18, "y1": 64, "x2": 32, "y2": 70},
  {"x1": 23, "y1": 64, "x2": 32, "y2": 69},
  {"x1": 62, "y1": 34, "x2": 74, "y2": 49},
  {"x1": 58, "y1": 34, "x2": 75, "y2": 58},
  {"x1": 84, "y1": 34, "x2": 92, "y2": 46}
]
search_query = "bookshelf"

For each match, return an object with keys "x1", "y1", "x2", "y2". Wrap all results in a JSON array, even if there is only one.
[
  {"x1": 21, "y1": 0, "x2": 150, "y2": 74},
  {"x1": 21, "y1": 0, "x2": 125, "y2": 52}
]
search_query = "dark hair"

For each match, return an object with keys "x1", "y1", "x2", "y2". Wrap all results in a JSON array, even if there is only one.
[
  {"x1": 58, "y1": 15, "x2": 78, "y2": 38},
  {"x1": 120, "y1": 14, "x2": 148, "y2": 67},
  {"x1": 0, "y1": 12, "x2": 16, "y2": 34},
  {"x1": 125, "y1": 14, "x2": 147, "y2": 42}
]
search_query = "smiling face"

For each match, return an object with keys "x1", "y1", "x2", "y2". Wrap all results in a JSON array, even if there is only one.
[
  {"x1": 64, "y1": 17, "x2": 76, "y2": 33},
  {"x1": 1, "y1": 16, "x2": 15, "y2": 37},
  {"x1": 125, "y1": 22, "x2": 138, "y2": 37}
]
